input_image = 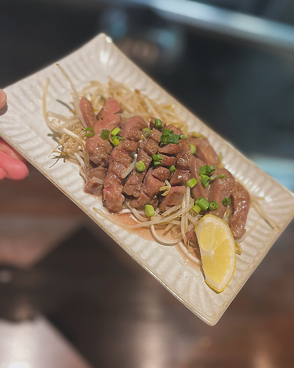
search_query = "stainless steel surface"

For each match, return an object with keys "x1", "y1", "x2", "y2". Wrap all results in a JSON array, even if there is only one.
[{"x1": 102, "y1": 0, "x2": 294, "y2": 51}]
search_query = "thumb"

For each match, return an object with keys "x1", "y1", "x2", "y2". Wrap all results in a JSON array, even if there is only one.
[{"x1": 0, "y1": 89, "x2": 7, "y2": 110}]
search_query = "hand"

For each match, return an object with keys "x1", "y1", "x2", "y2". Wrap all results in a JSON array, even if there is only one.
[{"x1": 0, "y1": 89, "x2": 29, "y2": 180}]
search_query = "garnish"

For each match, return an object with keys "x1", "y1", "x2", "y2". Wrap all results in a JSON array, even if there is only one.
[
  {"x1": 186, "y1": 178, "x2": 197, "y2": 188},
  {"x1": 100, "y1": 129, "x2": 110, "y2": 140},
  {"x1": 142, "y1": 128, "x2": 151, "y2": 138},
  {"x1": 190, "y1": 144, "x2": 196, "y2": 155},
  {"x1": 209, "y1": 200, "x2": 219, "y2": 210},
  {"x1": 111, "y1": 127, "x2": 121, "y2": 136},
  {"x1": 154, "y1": 119, "x2": 162, "y2": 130},
  {"x1": 85, "y1": 127, "x2": 95, "y2": 138},
  {"x1": 169, "y1": 165, "x2": 176, "y2": 173},
  {"x1": 222, "y1": 197, "x2": 232, "y2": 206},
  {"x1": 135, "y1": 160, "x2": 146, "y2": 172},
  {"x1": 145, "y1": 204, "x2": 155, "y2": 217}
]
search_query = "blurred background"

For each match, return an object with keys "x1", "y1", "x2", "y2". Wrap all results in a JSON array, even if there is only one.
[{"x1": 0, "y1": 0, "x2": 294, "y2": 367}]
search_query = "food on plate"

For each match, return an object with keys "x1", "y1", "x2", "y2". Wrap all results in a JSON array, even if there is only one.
[
  {"x1": 43, "y1": 64, "x2": 253, "y2": 292},
  {"x1": 195, "y1": 214, "x2": 236, "y2": 293}
]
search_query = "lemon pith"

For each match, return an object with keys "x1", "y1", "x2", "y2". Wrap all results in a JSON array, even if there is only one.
[{"x1": 195, "y1": 214, "x2": 236, "y2": 293}]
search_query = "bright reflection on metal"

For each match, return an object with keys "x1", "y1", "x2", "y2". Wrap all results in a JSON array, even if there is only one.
[{"x1": 108, "y1": 0, "x2": 294, "y2": 51}]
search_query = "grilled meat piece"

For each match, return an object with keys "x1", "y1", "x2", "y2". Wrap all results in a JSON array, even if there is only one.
[
  {"x1": 170, "y1": 140, "x2": 192, "y2": 186},
  {"x1": 159, "y1": 143, "x2": 181, "y2": 155},
  {"x1": 122, "y1": 115, "x2": 148, "y2": 141},
  {"x1": 84, "y1": 165, "x2": 107, "y2": 196},
  {"x1": 130, "y1": 168, "x2": 165, "y2": 209},
  {"x1": 79, "y1": 97, "x2": 97, "y2": 127},
  {"x1": 123, "y1": 128, "x2": 161, "y2": 197},
  {"x1": 207, "y1": 168, "x2": 235, "y2": 218},
  {"x1": 230, "y1": 182, "x2": 250, "y2": 239},
  {"x1": 190, "y1": 156, "x2": 209, "y2": 200},
  {"x1": 103, "y1": 140, "x2": 138, "y2": 213},
  {"x1": 160, "y1": 154, "x2": 176, "y2": 167},
  {"x1": 187, "y1": 137, "x2": 219, "y2": 166},
  {"x1": 85, "y1": 98, "x2": 122, "y2": 166},
  {"x1": 152, "y1": 166, "x2": 171, "y2": 181},
  {"x1": 160, "y1": 186, "x2": 186, "y2": 212}
]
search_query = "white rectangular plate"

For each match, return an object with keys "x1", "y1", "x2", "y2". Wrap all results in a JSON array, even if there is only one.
[{"x1": 1, "y1": 34, "x2": 293, "y2": 325}]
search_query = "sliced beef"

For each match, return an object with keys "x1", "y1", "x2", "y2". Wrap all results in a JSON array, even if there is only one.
[
  {"x1": 207, "y1": 168, "x2": 235, "y2": 218},
  {"x1": 159, "y1": 143, "x2": 181, "y2": 155},
  {"x1": 169, "y1": 170, "x2": 191, "y2": 186},
  {"x1": 187, "y1": 137, "x2": 219, "y2": 166},
  {"x1": 190, "y1": 156, "x2": 209, "y2": 200},
  {"x1": 85, "y1": 98, "x2": 122, "y2": 166},
  {"x1": 166, "y1": 124, "x2": 182, "y2": 135},
  {"x1": 160, "y1": 186, "x2": 186, "y2": 212},
  {"x1": 152, "y1": 166, "x2": 171, "y2": 181},
  {"x1": 103, "y1": 140, "x2": 138, "y2": 213},
  {"x1": 160, "y1": 154, "x2": 176, "y2": 167},
  {"x1": 79, "y1": 97, "x2": 97, "y2": 127},
  {"x1": 170, "y1": 140, "x2": 192, "y2": 186},
  {"x1": 130, "y1": 168, "x2": 165, "y2": 209},
  {"x1": 84, "y1": 165, "x2": 107, "y2": 196},
  {"x1": 123, "y1": 128, "x2": 161, "y2": 197},
  {"x1": 122, "y1": 115, "x2": 148, "y2": 140},
  {"x1": 230, "y1": 182, "x2": 250, "y2": 239},
  {"x1": 97, "y1": 97, "x2": 122, "y2": 121}
]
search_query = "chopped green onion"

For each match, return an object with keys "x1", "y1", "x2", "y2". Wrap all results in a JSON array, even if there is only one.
[
  {"x1": 142, "y1": 128, "x2": 151, "y2": 138},
  {"x1": 85, "y1": 127, "x2": 95, "y2": 138},
  {"x1": 195, "y1": 197, "x2": 209, "y2": 211},
  {"x1": 190, "y1": 144, "x2": 196, "y2": 155},
  {"x1": 186, "y1": 178, "x2": 197, "y2": 188},
  {"x1": 145, "y1": 204, "x2": 155, "y2": 217},
  {"x1": 152, "y1": 154, "x2": 163, "y2": 162},
  {"x1": 135, "y1": 160, "x2": 146, "y2": 172},
  {"x1": 200, "y1": 165, "x2": 207, "y2": 175},
  {"x1": 168, "y1": 135, "x2": 179, "y2": 144},
  {"x1": 222, "y1": 197, "x2": 232, "y2": 206},
  {"x1": 200, "y1": 165, "x2": 215, "y2": 176},
  {"x1": 153, "y1": 161, "x2": 162, "y2": 166},
  {"x1": 111, "y1": 136, "x2": 120, "y2": 146},
  {"x1": 100, "y1": 129, "x2": 110, "y2": 140},
  {"x1": 155, "y1": 119, "x2": 162, "y2": 130},
  {"x1": 209, "y1": 174, "x2": 218, "y2": 182},
  {"x1": 200, "y1": 174, "x2": 210, "y2": 188},
  {"x1": 179, "y1": 134, "x2": 186, "y2": 140},
  {"x1": 192, "y1": 204, "x2": 201, "y2": 213},
  {"x1": 207, "y1": 165, "x2": 216, "y2": 174},
  {"x1": 209, "y1": 201, "x2": 219, "y2": 210},
  {"x1": 111, "y1": 127, "x2": 120, "y2": 136},
  {"x1": 160, "y1": 128, "x2": 181, "y2": 145},
  {"x1": 169, "y1": 165, "x2": 176, "y2": 173},
  {"x1": 219, "y1": 174, "x2": 227, "y2": 179}
]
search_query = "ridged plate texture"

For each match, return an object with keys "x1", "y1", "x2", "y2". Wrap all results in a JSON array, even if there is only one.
[{"x1": 1, "y1": 34, "x2": 293, "y2": 325}]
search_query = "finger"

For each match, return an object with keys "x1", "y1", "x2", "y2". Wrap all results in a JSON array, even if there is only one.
[
  {"x1": 0, "y1": 89, "x2": 7, "y2": 110},
  {"x1": 0, "y1": 151, "x2": 29, "y2": 180},
  {"x1": 0, "y1": 138, "x2": 27, "y2": 163}
]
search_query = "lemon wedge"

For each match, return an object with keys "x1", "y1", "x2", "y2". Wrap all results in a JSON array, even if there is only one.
[{"x1": 195, "y1": 214, "x2": 236, "y2": 293}]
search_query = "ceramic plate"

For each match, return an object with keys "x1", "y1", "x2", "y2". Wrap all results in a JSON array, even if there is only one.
[{"x1": 1, "y1": 34, "x2": 293, "y2": 325}]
